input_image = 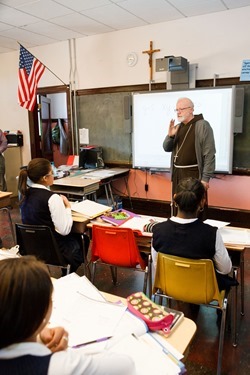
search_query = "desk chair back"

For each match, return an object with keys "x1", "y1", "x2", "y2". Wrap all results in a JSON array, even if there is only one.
[
  {"x1": 0, "y1": 207, "x2": 16, "y2": 249},
  {"x1": 91, "y1": 225, "x2": 151, "y2": 295},
  {"x1": 153, "y1": 254, "x2": 222, "y2": 305},
  {"x1": 15, "y1": 223, "x2": 70, "y2": 275},
  {"x1": 152, "y1": 253, "x2": 230, "y2": 375}
]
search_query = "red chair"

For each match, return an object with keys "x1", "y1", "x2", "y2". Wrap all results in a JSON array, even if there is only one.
[{"x1": 91, "y1": 225, "x2": 152, "y2": 295}]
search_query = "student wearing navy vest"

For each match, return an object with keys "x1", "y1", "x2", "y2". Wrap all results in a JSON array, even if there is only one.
[
  {"x1": 0, "y1": 256, "x2": 135, "y2": 374},
  {"x1": 152, "y1": 177, "x2": 236, "y2": 291},
  {"x1": 18, "y1": 158, "x2": 85, "y2": 272}
]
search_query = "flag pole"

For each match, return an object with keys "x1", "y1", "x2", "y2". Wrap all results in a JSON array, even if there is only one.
[{"x1": 18, "y1": 42, "x2": 68, "y2": 86}]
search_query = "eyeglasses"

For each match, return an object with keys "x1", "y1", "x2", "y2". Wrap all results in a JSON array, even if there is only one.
[
  {"x1": 45, "y1": 172, "x2": 54, "y2": 177},
  {"x1": 174, "y1": 107, "x2": 191, "y2": 112}
]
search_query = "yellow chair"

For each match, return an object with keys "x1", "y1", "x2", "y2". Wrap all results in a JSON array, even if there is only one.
[{"x1": 152, "y1": 253, "x2": 235, "y2": 375}]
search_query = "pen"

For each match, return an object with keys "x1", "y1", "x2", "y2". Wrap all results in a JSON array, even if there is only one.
[{"x1": 72, "y1": 336, "x2": 112, "y2": 349}]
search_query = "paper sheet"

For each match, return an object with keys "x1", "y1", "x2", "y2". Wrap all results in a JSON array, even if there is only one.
[
  {"x1": 120, "y1": 216, "x2": 166, "y2": 233},
  {"x1": 110, "y1": 334, "x2": 182, "y2": 375},
  {"x1": 219, "y1": 227, "x2": 250, "y2": 245},
  {"x1": 50, "y1": 275, "x2": 127, "y2": 347},
  {"x1": 79, "y1": 128, "x2": 89, "y2": 145},
  {"x1": 204, "y1": 219, "x2": 230, "y2": 228}
]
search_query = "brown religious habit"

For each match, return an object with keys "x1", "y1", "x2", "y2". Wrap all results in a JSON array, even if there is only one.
[{"x1": 142, "y1": 41, "x2": 160, "y2": 82}]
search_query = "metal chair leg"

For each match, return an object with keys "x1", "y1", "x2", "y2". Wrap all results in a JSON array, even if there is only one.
[
  {"x1": 110, "y1": 266, "x2": 117, "y2": 284},
  {"x1": 148, "y1": 254, "x2": 152, "y2": 297},
  {"x1": 91, "y1": 262, "x2": 96, "y2": 284},
  {"x1": 217, "y1": 298, "x2": 228, "y2": 375},
  {"x1": 240, "y1": 253, "x2": 245, "y2": 316},
  {"x1": 143, "y1": 266, "x2": 148, "y2": 295}
]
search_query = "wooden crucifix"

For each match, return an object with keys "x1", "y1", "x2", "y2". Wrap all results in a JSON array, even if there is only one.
[{"x1": 142, "y1": 41, "x2": 160, "y2": 82}]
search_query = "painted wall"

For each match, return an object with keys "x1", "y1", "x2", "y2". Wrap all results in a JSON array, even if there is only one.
[
  {"x1": 113, "y1": 170, "x2": 250, "y2": 210},
  {"x1": 0, "y1": 7, "x2": 250, "y2": 209}
]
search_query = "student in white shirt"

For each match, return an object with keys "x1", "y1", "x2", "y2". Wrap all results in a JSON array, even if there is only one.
[
  {"x1": 0, "y1": 256, "x2": 135, "y2": 375},
  {"x1": 18, "y1": 158, "x2": 87, "y2": 272}
]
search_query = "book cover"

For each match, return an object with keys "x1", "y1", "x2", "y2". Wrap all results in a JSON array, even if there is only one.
[{"x1": 101, "y1": 209, "x2": 139, "y2": 226}]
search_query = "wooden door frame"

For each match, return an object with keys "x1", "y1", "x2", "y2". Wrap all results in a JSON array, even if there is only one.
[{"x1": 29, "y1": 85, "x2": 73, "y2": 159}]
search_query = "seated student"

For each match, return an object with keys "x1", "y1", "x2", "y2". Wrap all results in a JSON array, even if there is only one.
[
  {"x1": 0, "y1": 256, "x2": 136, "y2": 375},
  {"x1": 18, "y1": 158, "x2": 86, "y2": 273},
  {"x1": 151, "y1": 177, "x2": 236, "y2": 291}
]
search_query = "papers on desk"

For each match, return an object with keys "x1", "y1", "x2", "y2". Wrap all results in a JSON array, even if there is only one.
[
  {"x1": 83, "y1": 169, "x2": 115, "y2": 178},
  {"x1": 204, "y1": 219, "x2": 230, "y2": 228},
  {"x1": 71, "y1": 199, "x2": 112, "y2": 219},
  {"x1": 110, "y1": 333, "x2": 184, "y2": 375},
  {"x1": 120, "y1": 216, "x2": 166, "y2": 234},
  {"x1": 219, "y1": 226, "x2": 250, "y2": 245},
  {"x1": 50, "y1": 274, "x2": 127, "y2": 348},
  {"x1": 51, "y1": 274, "x2": 185, "y2": 374},
  {"x1": 108, "y1": 310, "x2": 184, "y2": 374}
]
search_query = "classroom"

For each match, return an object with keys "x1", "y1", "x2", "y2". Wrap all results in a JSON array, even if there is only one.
[{"x1": 0, "y1": 1, "x2": 250, "y2": 374}]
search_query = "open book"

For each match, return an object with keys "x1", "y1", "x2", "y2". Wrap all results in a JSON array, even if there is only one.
[{"x1": 70, "y1": 199, "x2": 112, "y2": 219}]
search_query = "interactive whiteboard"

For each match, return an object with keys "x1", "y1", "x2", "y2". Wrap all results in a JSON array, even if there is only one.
[{"x1": 132, "y1": 87, "x2": 236, "y2": 173}]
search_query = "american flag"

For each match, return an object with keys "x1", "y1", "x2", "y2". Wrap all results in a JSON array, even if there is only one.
[{"x1": 18, "y1": 45, "x2": 45, "y2": 111}]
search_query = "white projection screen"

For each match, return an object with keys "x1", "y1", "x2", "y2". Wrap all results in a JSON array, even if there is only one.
[{"x1": 132, "y1": 87, "x2": 236, "y2": 173}]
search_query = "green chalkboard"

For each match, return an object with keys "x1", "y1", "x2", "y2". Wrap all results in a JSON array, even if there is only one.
[{"x1": 77, "y1": 92, "x2": 132, "y2": 164}]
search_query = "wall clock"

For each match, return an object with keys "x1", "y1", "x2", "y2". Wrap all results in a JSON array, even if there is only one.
[{"x1": 127, "y1": 52, "x2": 138, "y2": 67}]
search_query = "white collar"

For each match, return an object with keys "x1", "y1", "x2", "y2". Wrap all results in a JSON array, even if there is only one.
[
  {"x1": 0, "y1": 342, "x2": 51, "y2": 359},
  {"x1": 170, "y1": 216, "x2": 198, "y2": 224},
  {"x1": 28, "y1": 181, "x2": 50, "y2": 191}
]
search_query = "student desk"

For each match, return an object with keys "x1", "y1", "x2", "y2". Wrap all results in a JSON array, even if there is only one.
[
  {"x1": 77, "y1": 168, "x2": 130, "y2": 207},
  {"x1": 86, "y1": 218, "x2": 250, "y2": 335},
  {"x1": 221, "y1": 227, "x2": 250, "y2": 317},
  {"x1": 52, "y1": 168, "x2": 130, "y2": 206},
  {"x1": 51, "y1": 176, "x2": 100, "y2": 199},
  {"x1": 0, "y1": 191, "x2": 12, "y2": 208},
  {"x1": 102, "y1": 291, "x2": 197, "y2": 358}
]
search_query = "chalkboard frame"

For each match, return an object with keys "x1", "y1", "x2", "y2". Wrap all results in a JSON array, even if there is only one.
[{"x1": 132, "y1": 87, "x2": 236, "y2": 173}]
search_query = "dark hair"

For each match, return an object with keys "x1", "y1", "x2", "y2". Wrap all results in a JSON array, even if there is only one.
[
  {"x1": 18, "y1": 158, "x2": 51, "y2": 199},
  {"x1": 174, "y1": 178, "x2": 205, "y2": 213},
  {"x1": 0, "y1": 256, "x2": 53, "y2": 349}
]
